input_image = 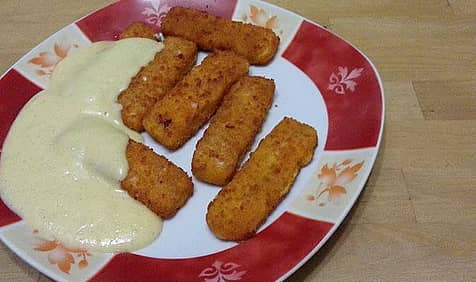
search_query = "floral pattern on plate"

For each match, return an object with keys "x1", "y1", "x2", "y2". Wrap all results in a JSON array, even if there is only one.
[
  {"x1": 289, "y1": 149, "x2": 374, "y2": 223},
  {"x1": 141, "y1": 0, "x2": 172, "y2": 26},
  {"x1": 242, "y1": 5, "x2": 279, "y2": 30},
  {"x1": 307, "y1": 159, "x2": 365, "y2": 206},
  {"x1": 282, "y1": 20, "x2": 383, "y2": 150},
  {"x1": 0, "y1": 222, "x2": 112, "y2": 281},
  {"x1": 13, "y1": 24, "x2": 90, "y2": 89},
  {"x1": 328, "y1": 66, "x2": 365, "y2": 95},
  {"x1": 199, "y1": 261, "x2": 247, "y2": 282},
  {"x1": 28, "y1": 43, "x2": 79, "y2": 77},
  {"x1": 33, "y1": 230, "x2": 91, "y2": 274}
]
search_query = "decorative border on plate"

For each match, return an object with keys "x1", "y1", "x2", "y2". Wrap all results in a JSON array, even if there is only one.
[
  {"x1": 90, "y1": 212, "x2": 333, "y2": 281},
  {"x1": 0, "y1": 222, "x2": 113, "y2": 281},
  {"x1": 289, "y1": 148, "x2": 377, "y2": 223},
  {"x1": 282, "y1": 20, "x2": 383, "y2": 150},
  {"x1": 13, "y1": 24, "x2": 91, "y2": 89},
  {"x1": 0, "y1": 0, "x2": 384, "y2": 281}
]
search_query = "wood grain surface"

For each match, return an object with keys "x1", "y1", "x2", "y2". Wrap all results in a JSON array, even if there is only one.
[{"x1": 0, "y1": 0, "x2": 475, "y2": 281}]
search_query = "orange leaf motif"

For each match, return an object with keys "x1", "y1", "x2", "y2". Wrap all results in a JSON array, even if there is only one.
[
  {"x1": 34, "y1": 240, "x2": 58, "y2": 251},
  {"x1": 34, "y1": 236, "x2": 90, "y2": 274},
  {"x1": 46, "y1": 246, "x2": 75, "y2": 273},
  {"x1": 54, "y1": 43, "x2": 69, "y2": 58},
  {"x1": 341, "y1": 159, "x2": 353, "y2": 166},
  {"x1": 250, "y1": 5, "x2": 260, "y2": 21},
  {"x1": 78, "y1": 259, "x2": 88, "y2": 269},
  {"x1": 28, "y1": 51, "x2": 58, "y2": 68},
  {"x1": 57, "y1": 256, "x2": 73, "y2": 274},
  {"x1": 36, "y1": 69, "x2": 47, "y2": 76},
  {"x1": 318, "y1": 164, "x2": 336, "y2": 186},
  {"x1": 248, "y1": 5, "x2": 277, "y2": 29},
  {"x1": 265, "y1": 15, "x2": 278, "y2": 29},
  {"x1": 327, "y1": 185, "x2": 347, "y2": 201},
  {"x1": 313, "y1": 160, "x2": 365, "y2": 205},
  {"x1": 335, "y1": 161, "x2": 364, "y2": 186},
  {"x1": 28, "y1": 42, "x2": 76, "y2": 77}
]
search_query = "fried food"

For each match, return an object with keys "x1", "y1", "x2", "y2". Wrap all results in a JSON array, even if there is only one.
[
  {"x1": 143, "y1": 51, "x2": 249, "y2": 150},
  {"x1": 192, "y1": 76, "x2": 275, "y2": 185},
  {"x1": 119, "y1": 22, "x2": 157, "y2": 40},
  {"x1": 206, "y1": 117, "x2": 318, "y2": 241},
  {"x1": 121, "y1": 140, "x2": 193, "y2": 219},
  {"x1": 118, "y1": 34, "x2": 197, "y2": 131},
  {"x1": 161, "y1": 7, "x2": 280, "y2": 65}
]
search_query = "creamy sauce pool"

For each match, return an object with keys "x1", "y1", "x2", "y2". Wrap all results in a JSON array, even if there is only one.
[{"x1": 0, "y1": 38, "x2": 164, "y2": 252}]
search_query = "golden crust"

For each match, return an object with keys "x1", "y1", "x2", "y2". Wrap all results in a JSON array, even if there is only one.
[
  {"x1": 119, "y1": 22, "x2": 157, "y2": 40},
  {"x1": 206, "y1": 117, "x2": 318, "y2": 241},
  {"x1": 118, "y1": 34, "x2": 197, "y2": 132},
  {"x1": 192, "y1": 76, "x2": 275, "y2": 185},
  {"x1": 143, "y1": 51, "x2": 249, "y2": 150},
  {"x1": 161, "y1": 7, "x2": 280, "y2": 65},
  {"x1": 121, "y1": 140, "x2": 193, "y2": 219}
]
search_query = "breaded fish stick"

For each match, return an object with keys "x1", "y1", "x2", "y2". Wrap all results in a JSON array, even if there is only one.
[
  {"x1": 206, "y1": 117, "x2": 317, "y2": 241},
  {"x1": 118, "y1": 27, "x2": 197, "y2": 131},
  {"x1": 143, "y1": 51, "x2": 249, "y2": 150},
  {"x1": 161, "y1": 7, "x2": 280, "y2": 65},
  {"x1": 121, "y1": 141, "x2": 193, "y2": 219},
  {"x1": 192, "y1": 76, "x2": 275, "y2": 185},
  {"x1": 120, "y1": 22, "x2": 157, "y2": 40}
]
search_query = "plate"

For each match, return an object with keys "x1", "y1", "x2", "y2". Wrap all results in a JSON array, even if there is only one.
[{"x1": 0, "y1": 0, "x2": 384, "y2": 281}]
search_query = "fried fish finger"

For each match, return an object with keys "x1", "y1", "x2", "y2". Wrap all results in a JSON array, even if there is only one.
[
  {"x1": 143, "y1": 51, "x2": 249, "y2": 150},
  {"x1": 161, "y1": 7, "x2": 280, "y2": 65},
  {"x1": 118, "y1": 34, "x2": 197, "y2": 131},
  {"x1": 121, "y1": 140, "x2": 193, "y2": 219},
  {"x1": 119, "y1": 22, "x2": 157, "y2": 40},
  {"x1": 206, "y1": 117, "x2": 317, "y2": 241},
  {"x1": 192, "y1": 76, "x2": 275, "y2": 185}
]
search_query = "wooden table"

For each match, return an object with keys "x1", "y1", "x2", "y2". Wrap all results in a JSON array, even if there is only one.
[{"x1": 0, "y1": 0, "x2": 475, "y2": 281}]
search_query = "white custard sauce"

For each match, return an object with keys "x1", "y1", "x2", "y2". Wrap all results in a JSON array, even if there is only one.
[{"x1": 0, "y1": 38, "x2": 163, "y2": 252}]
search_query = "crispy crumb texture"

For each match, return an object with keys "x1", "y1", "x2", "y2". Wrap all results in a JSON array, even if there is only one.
[
  {"x1": 118, "y1": 32, "x2": 197, "y2": 132},
  {"x1": 206, "y1": 117, "x2": 318, "y2": 241},
  {"x1": 192, "y1": 76, "x2": 275, "y2": 185},
  {"x1": 121, "y1": 141, "x2": 193, "y2": 219},
  {"x1": 143, "y1": 51, "x2": 249, "y2": 150},
  {"x1": 161, "y1": 7, "x2": 280, "y2": 65}
]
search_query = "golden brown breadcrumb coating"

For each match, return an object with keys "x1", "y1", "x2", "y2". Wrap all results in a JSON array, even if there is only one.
[
  {"x1": 119, "y1": 22, "x2": 157, "y2": 40},
  {"x1": 118, "y1": 35, "x2": 197, "y2": 132},
  {"x1": 192, "y1": 76, "x2": 275, "y2": 185},
  {"x1": 143, "y1": 51, "x2": 249, "y2": 150},
  {"x1": 206, "y1": 117, "x2": 317, "y2": 241},
  {"x1": 121, "y1": 140, "x2": 193, "y2": 219},
  {"x1": 161, "y1": 7, "x2": 280, "y2": 65}
]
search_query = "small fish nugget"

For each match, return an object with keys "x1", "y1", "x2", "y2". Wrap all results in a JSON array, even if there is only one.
[
  {"x1": 118, "y1": 35, "x2": 197, "y2": 131},
  {"x1": 161, "y1": 7, "x2": 280, "y2": 65},
  {"x1": 121, "y1": 140, "x2": 193, "y2": 219},
  {"x1": 143, "y1": 51, "x2": 249, "y2": 150},
  {"x1": 206, "y1": 117, "x2": 317, "y2": 241},
  {"x1": 119, "y1": 22, "x2": 157, "y2": 40},
  {"x1": 192, "y1": 76, "x2": 275, "y2": 185}
]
